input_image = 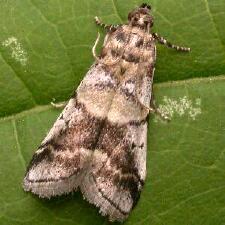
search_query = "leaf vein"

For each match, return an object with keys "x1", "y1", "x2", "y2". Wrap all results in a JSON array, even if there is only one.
[
  {"x1": 0, "y1": 53, "x2": 37, "y2": 105},
  {"x1": 204, "y1": 0, "x2": 225, "y2": 50},
  {"x1": 30, "y1": 0, "x2": 76, "y2": 80},
  {"x1": 111, "y1": 0, "x2": 123, "y2": 23},
  {"x1": 158, "y1": 184, "x2": 225, "y2": 216},
  {"x1": 12, "y1": 118, "x2": 26, "y2": 170}
]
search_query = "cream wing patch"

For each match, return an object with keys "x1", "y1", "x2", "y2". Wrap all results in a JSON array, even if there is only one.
[{"x1": 77, "y1": 64, "x2": 118, "y2": 118}]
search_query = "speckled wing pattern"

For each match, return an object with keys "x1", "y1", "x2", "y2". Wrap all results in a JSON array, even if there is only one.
[
  {"x1": 80, "y1": 66, "x2": 154, "y2": 221},
  {"x1": 23, "y1": 4, "x2": 157, "y2": 222},
  {"x1": 78, "y1": 23, "x2": 156, "y2": 220},
  {"x1": 23, "y1": 63, "x2": 118, "y2": 197}
]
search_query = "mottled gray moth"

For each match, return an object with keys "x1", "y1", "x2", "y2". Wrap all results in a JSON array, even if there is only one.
[{"x1": 23, "y1": 3, "x2": 190, "y2": 222}]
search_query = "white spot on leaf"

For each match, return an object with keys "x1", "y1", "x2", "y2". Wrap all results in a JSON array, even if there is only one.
[
  {"x1": 155, "y1": 96, "x2": 202, "y2": 122},
  {"x1": 2, "y1": 37, "x2": 27, "y2": 66}
]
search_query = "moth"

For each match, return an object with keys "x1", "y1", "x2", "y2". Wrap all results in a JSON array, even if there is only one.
[{"x1": 23, "y1": 3, "x2": 190, "y2": 222}]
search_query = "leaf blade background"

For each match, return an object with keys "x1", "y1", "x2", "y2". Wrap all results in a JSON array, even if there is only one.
[{"x1": 0, "y1": 0, "x2": 225, "y2": 224}]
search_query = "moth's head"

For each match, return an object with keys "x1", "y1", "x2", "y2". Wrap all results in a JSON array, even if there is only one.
[{"x1": 128, "y1": 3, "x2": 153, "y2": 30}]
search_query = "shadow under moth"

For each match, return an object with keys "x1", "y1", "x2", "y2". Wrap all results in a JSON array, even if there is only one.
[{"x1": 23, "y1": 3, "x2": 190, "y2": 222}]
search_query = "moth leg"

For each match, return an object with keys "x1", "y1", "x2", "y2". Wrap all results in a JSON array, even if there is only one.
[
  {"x1": 51, "y1": 101, "x2": 67, "y2": 109},
  {"x1": 149, "y1": 97, "x2": 170, "y2": 121},
  {"x1": 153, "y1": 33, "x2": 191, "y2": 52},
  {"x1": 137, "y1": 99, "x2": 168, "y2": 121},
  {"x1": 95, "y1": 16, "x2": 120, "y2": 31}
]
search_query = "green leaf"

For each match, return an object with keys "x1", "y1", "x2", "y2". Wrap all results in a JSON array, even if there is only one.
[{"x1": 0, "y1": 0, "x2": 224, "y2": 225}]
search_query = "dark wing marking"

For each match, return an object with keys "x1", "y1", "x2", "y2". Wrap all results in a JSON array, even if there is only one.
[
  {"x1": 23, "y1": 63, "x2": 118, "y2": 198},
  {"x1": 80, "y1": 67, "x2": 153, "y2": 221},
  {"x1": 80, "y1": 121, "x2": 147, "y2": 221}
]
